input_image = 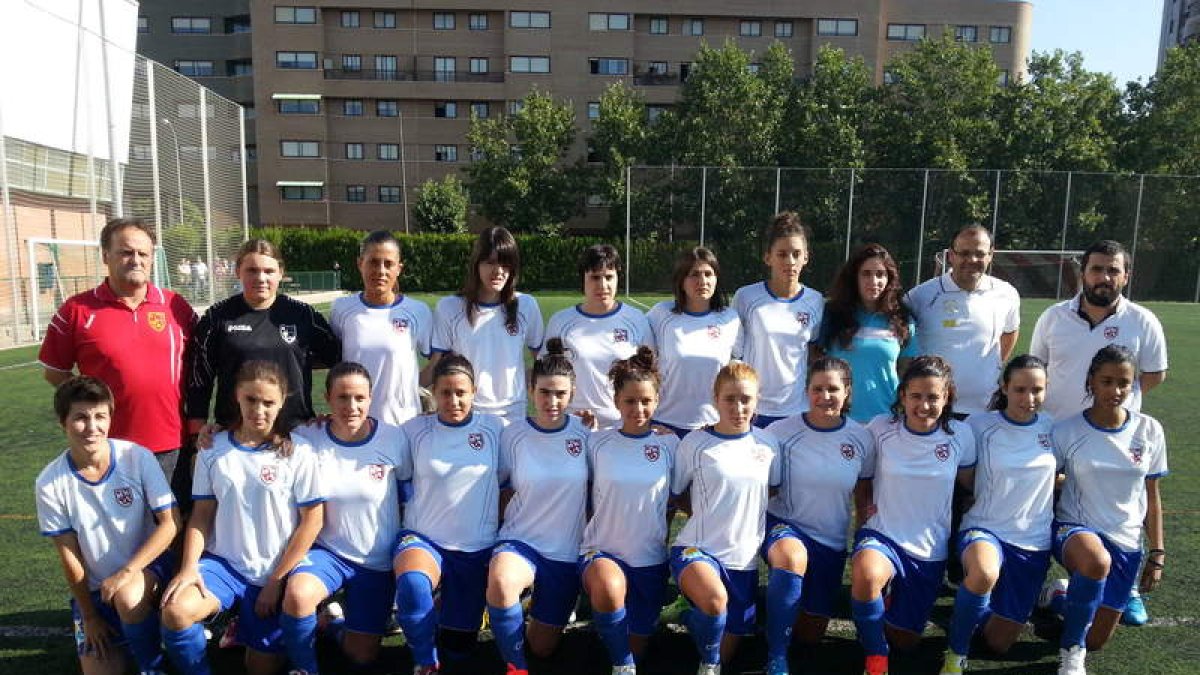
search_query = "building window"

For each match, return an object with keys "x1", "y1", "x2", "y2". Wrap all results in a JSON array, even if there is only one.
[
  {"x1": 228, "y1": 60, "x2": 253, "y2": 76},
  {"x1": 739, "y1": 20, "x2": 762, "y2": 37},
  {"x1": 774, "y1": 20, "x2": 794, "y2": 38},
  {"x1": 469, "y1": 13, "x2": 488, "y2": 30},
  {"x1": 684, "y1": 18, "x2": 704, "y2": 36},
  {"x1": 343, "y1": 99, "x2": 363, "y2": 116},
  {"x1": 138, "y1": 16, "x2": 149, "y2": 33},
  {"x1": 274, "y1": 7, "x2": 317, "y2": 24},
  {"x1": 989, "y1": 26, "x2": 1012, "y2": 43},
  {"x1": 378, "y1": 143, "x2": 399, "y2": 161},
  {"x1": 375, "y1": 55, "x2": 398, "y2": 79},
  {"x1": 647, "y1": 105, "x2": 667, "y2": 122},
  {"x1": 997, "y1": 69, "x2": 1010, "y2": 86},
  {"x1": 510, "y1": 56, "x2": 550, "y2": 73},
  {"x1": 817, "y1": 18, "x2": 858, "y2": 36},
  {"x1": 955, "y1": 25, "x2": 978, "y2": 42},
  {"x1": 342, "y1": 54, "x2": 362, "y2": 71},
  {"x1": 379, "y1": 186, "x2": 402, "y2": 203},
  {"x1": 376, "y1": 100, "x2": 399, "y2": 117},
  {"x1": 433, "y1": 12, "x2": 455, "y2": 29},
  {"x1": 469, "y1": 102, "x2": 489, "y2": 119},
  {"x1": 346, "y1": 185, "x2": 366, "y2": 202},
  {"x1": 649, "y1": 16, "x2": 668, "y2": 35},
  {"x1": 171, "y1": 17, "x2": 211, "y2": 34},
  {"x1": 345, "y1": 143, "x2": 364, "y2": 159},
  {"x1": 374, "y1": 11, "x2": 396, "y2": 28},
  {"x1": 281, "y1": 140, "x2": 320, "y2": 158},
  {"x1": 469, "y1": 57, "x2": 489, "y2": 74},
  {"x1": 340, "y1": 11, "x2": 360, "y2": 28},
  {"x1": 435, "y1": 101, "x2": 458, "y2": 118},
  {"x1": 278, "y1": 98, "x2": 318, "y2": 114},
  {"x1": 510, "y1": 11, "x2": 550, "y2": 28},
  {"x1": 276, "y1": 51, "x2": 318, "y2": 69},
  {"x1": 589, "y1": 58, "x2": 629, "y2": 75},
  {"x1": 747, "y1": 63, "x2": 762, "y2": 74},
  {"x1": 646, "y1": 61, "x2": 668, "y2": 75},
  {"x1": 435, "y1": 145, "x2": 458, "y2": 162},
  {"x1": 680, "y1": 62, "x2": 693, "y2": 81},
  {"x1": 508, "y1": 100, "x2": 524, "y2": 115},
  {"x1": 226, "y1": 15, "x2": 251, "y2": 33},
  {"x1": 587, "y1": 102, "x2": 600, "y2": 120},
  {"x1": 883, "y1": 70, "x2": 899, "y2": 85},
  {"x1": 887, "y1": 23, "x2": 926, "y2": 41},
  {"x1": 434, "y1": 57, "x2": 457, "y2": 81},
  {"x1": 174, "y1": 60, "x2": 215, "y2": 76},
  {"x1": 281, "y1": 186, "x2": 322, "y2": 200},
  {"x1": 590, "y1": 13, "x2": 630, "y2": 31}
]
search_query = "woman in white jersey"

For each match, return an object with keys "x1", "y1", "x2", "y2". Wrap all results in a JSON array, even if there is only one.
[
  {"x1": 161, "y1": 361, "x2": 324, "y2": 675},
  {"x1": 646, "y1": 247, "x2": 742, "y2": 437},
  {"x1": 849, "y1": 356, "x2": 976, "y2": 675},
  {"x1": 36, "y1": 377, "x2": 179, "y2": 675},
  {"x1": 277, "y1": 362, "x2": 407, "y2": 673},
  {"x1": 429, "y1": 227, "x2": 544, "y2": 422},
  {"x1": 486, "y1": 339, "x2": 591, "y2": 674},
  {"x1": 939, "y1": 355, "x2": 1055, "y2": 675},
  {"x1": 580, "y1": 346, "x2": 677, "y2": 673},
  {"x1": 732, "y1": 212, "x2": 824, "y2": 428},
  {"x1": 544, "y1": 245, "x2": 653, "y2": 429},
  {"x1": 671, "y1": 362, "x2": 780, "y2": 675},
  {"x1": 329, "y1": 231, "x2": 432, "y2": 426},
  {"x1": 1046, "y1": 345, "x2": 1166, "y2": 675},
  {"x1": 761, "y1": 357, "x2": 874, "y2": 675},
  {"x1": 392, "y1": 353, "x2": 504, "y2": 674}
]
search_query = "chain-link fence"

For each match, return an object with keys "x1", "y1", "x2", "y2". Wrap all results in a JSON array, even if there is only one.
[{"x1": 621, "y1": 167, "x2": 1200, "y2": 302}]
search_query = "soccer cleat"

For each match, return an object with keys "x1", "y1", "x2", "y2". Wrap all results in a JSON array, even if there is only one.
[
  {"x1": 696, "y1": 664, "x2": 721, "y2": 675},
  {"x1": 939, "y1": 651, "x2": 967, "y2": 674},
  {"x1": 505, "y1": 664, "x2": 529, "y2": 675},
  {"x1": 1038, "y1": 578, "x2": 1069, "y2": 613},
  {"x1": 413, "y1": 665, "x2": 440, "y2": 675},
  {"x1": 1121, "y1": 589, "x2": 1149, "y2": 626},
  {"x1": 863, "y1": 654, "x2": 889, "y2": 675},
  {"x1": 1057, "y1": 645, "x2": 1087, "y2": 675},
  {"x1": 766, "y1": 654, "x2": 789, "y2": 675},
  {"x1": 612, "y1": 665, "x2": 637, "y2": 675}
]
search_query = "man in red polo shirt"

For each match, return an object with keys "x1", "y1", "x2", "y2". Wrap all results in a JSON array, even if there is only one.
[{"x1": 39, "y1": 218, "x2": 197, "y2": 499}]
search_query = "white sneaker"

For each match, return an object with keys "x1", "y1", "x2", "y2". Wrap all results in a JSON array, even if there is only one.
[
  {"x1": 697, "y1": 664, "x2": 721, "y2": 675},
  {"x1": 612, "y1": 666, "x2": 637, "y2": 674},
  {"x1": 1058, "y1": 645, "x2": 1087, "y2": 675},
  {"x1": 1039, "y1": 578, "x2": 1069, "y2": 611}
]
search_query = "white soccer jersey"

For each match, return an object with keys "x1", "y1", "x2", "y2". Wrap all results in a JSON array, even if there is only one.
[
  {"x1": 766, "y1": 415, "x2": 875, "y2": 550},
  {"x1": 293, "y1": 421, "x2": 407, "y2": 571},
  {"x1": 904, "y1": 274, "x2": 1020, "y2": 415},
  {"x1": 497, "y1": 416, "x2": 591, "y2": 562},
  {"x1": 192, "y1": 432, "x2": 325, "y2": 585},
  {"x1": 35, "y1": 440, "x2": 176, "y2": 591},
  {"x1": 330, "y1": 293, "x2": 432, "y2": 425},
  {"x1": 399, "y1": 412, "x2": 505, "y2": 553},
  {"x1": 646, "y1": 302, "x2": 743, "y2": 429},
  {"x1": 732, "y1": 282, "x2": 824, "y2": 418},
  {"x1": 671, "y1": 428, "x2": 781, "y2": 570},
  {"x1": 543, "y1": 303, "x2": 655, "y2": 427},
  {"x1": 431, "y1": 294, "x2": 544, "y2": 419},
  {"x1": 1030, "y1": 295, "x2": 1168, "y2": 420},
  {"x1": 961, "y1": 411, "x2": 1057, "y2": 551},
  {"x1": 581, "y1": 429, "x2": 677, "y2": 567},
  {"x1": 864, "y1": 415, "x2": 977, "y2": 561},
  {"x1": 1053, "y1": 410, "x2": 1168, "y2": 553}
]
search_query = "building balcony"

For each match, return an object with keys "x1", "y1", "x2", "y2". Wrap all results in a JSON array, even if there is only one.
[
  {"x1": 633, "y1": 71, "x2": 680, "y2": 86},
  {"x1": 323, "y1": 68, "x2": 504, "y2": 83}
]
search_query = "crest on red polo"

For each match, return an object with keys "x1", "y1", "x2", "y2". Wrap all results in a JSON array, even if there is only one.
[
  {"x1": 613, "y1": 328, "x2": 629, "y2": 343},
  {"x1": 113, "y1": 486, "x2": 134, "y2": 507},
  {"x1": 840, "y1": 443, "x2": 856, "y2": 460},
  {"x1": 795, "y1": 311, "x2": 810, "y2": 326},
  {"x1": 1104, "y1": 326, "x2": 1119, "y2": 340},
  {"x1": 368, "y1": 463, "x2": 386, "y2": 481},
  {"x1": 468, "y1": 432, "x2": 484, "y2": 450},
  {"x1": 644, "y1": 444, "x2": 661, "y2": 462},
  {"x1": 566, "y1": 438, "x2": 582, "y2": 457},
  {"x1": 1129, "y1": 446, "x2": 1144, "y2": 465},
  {"x1": 392, "y1": 317, "x2": 409, "y2": 334},
  {"x1": 707, "y1": 325, "x2": 721, "y2": 340},
  {"x1": 260, "y1": 465, "x2": 278, "y2": 484},
  {"x1": 934, "y1": 443, "x2": 950, "y2": 462}
]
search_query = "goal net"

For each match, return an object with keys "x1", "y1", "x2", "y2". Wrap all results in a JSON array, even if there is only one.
[
  {"x1": 935, "y1": 249, "x2": 1083, "y2": 300},
  {"x1": 26, "y1": 238, "x2": 104, "y2": 337}
]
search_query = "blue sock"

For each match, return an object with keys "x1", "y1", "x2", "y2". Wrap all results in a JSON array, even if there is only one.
[
  {"x1": 1050, "y1": 590, "x2": 1067, "y2": 618},
  {"x1": 280, "y1": 613, "x2": 319, "y2": 674},
  {"x1": 948, "y1": 586, "x2": 990, "y2": 656},
  {"x1": 487, "y1": 602, "x2": 527, "y2": 669},
  {"x1": 686, "y1": 609, "x2": 726, "y2": 665},
  {"x1": 121, "y1": 613, "x2": 165, "y2": 671},
  {"x1": 395, "y1": 571, "x2": 439, "y2": 666},
  {"x1": 766, "y1": 568, "x2": 804, "y2": 660},
  {"x1": 593, "y1": 607, "x2": 634, "y2": 667},
  {"x1": 162, "y1": 623, "x2": 211, "y2": 675},
  {"x1": 1061, "y1": 573, "x2": 1104, "y2": 649},
  {"x1": 852, "y1": 596, "x2": 888, "y2": 657}
]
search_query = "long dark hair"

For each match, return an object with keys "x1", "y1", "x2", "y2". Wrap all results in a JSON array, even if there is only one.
[
  {"x1": 890, "y1": 355, "x2": 957, "y2": 433},
  {"x1": 230, "y1": 360, "x2": 294, "y2": 457},
  {"x1": 460, "y1": 227, "x2": 520, "y2": 333},
  {"x1": 987, "y1": 354, "x2": 1046, "y2": 412},
  {"x1": 670, "y1": 247, "x2": 727, "y2": 313},
  {"x1": 823, "y1": 243, "x2": 910, "y2": 350}
]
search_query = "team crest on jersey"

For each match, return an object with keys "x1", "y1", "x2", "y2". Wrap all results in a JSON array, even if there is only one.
[
  {"x1": 644, "y1": 444, "x2": 661, "y2": 462},
  {"x1": 468, "y1": 433, "x2": 484, "y2": 450},
  {"x1": 934, "y1": 443, "x2": 951, "y2": 461},
  {"x1": 613, "y1": 328, "x2": 629, "y2": 343},
  {"x1": 147, "y1": 311, "x2": 166, "y2": 332},
  {"x1": 839, "y1": 443, "x2": 856, "y2": 460},
  {"x1": 1104, "y1": 326, "x2": 1119, "y2": 340},
  {"x1": 795, "y1": 312, "x2": 810, "y2": 326},
  {"x1": 113, "y1": 487, "x2": 134, "y2": 507},
  {"x1": 506, "y1": 322, "x2": 519, "y2": 336},
  {"x1": 391, "y1": 318, "x2": 409, "y2": 334},
  {"x1": 566, "y1": 438, "x2": 583, "y2": 457},
  {"x1": 707, "y1": 325, "x2": 721, "y2": 340},
  {"x1": 260, "y1": 465, "x2": 278, "y2": 484},
  {"x1": 279, "y1": 324, "x2": 298, "y2": 344},
  {"x1": 1129, "y1": 446, "x2": 1144, "y2": 465},
  {"x1": 1038, "y1": 433, "x2": 1052, "y2": 448},
  {"x1": 368, "y1": 463, "x2": 386, "y2": 481}
]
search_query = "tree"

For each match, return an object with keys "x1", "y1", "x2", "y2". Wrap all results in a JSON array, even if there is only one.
[
  {"x1": 589, "y1": 82, "x2": 652, "y2": 232},
  {"x1": 412, "y1": 175, "x2": 468, "y2": 233}
]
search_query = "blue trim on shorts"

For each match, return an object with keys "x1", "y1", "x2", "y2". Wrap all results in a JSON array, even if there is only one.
[
  {"x1": 668, "y1": 546, "x2": 758, "y2": 635},
  {"x1": 956, "y1": 528, "x2": 1050, "y2": 623},
  {"x1": 1051, "y1": 522, "x2": 1144, "y2": 612},
  {"x1": 493, "y1": 540, "x2": 580, "y2": 628},
  {"x1": 762, "y1": 514, "x2": 848, "y2": 618},
  {"x1": 293, "y1": 546, "x2": 394, "y2": 635},
  {"x1": 578, "y1": 550, "x2": 669, "y2": 636},
  {"x1": 853, "y1": 529, "x2": 945, "y2": 635}
]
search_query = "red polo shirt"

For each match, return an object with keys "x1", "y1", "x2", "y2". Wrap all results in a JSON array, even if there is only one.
[{"x1": 39, "y1": 281, "x2": 197, "y2": 452}]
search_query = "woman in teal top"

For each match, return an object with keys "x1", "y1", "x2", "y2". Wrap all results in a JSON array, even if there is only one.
[{"x1": 818, "y1": 244, "x2": 920, "y2": 423}]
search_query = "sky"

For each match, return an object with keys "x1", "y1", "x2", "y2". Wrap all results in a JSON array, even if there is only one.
[{"x1": 1029, "y1": 0, "x2": 1165, "y2": 86}]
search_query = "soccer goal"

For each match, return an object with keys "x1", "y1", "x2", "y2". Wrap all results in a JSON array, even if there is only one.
[
  {"x1": 935, "y1": 249, "x2": 1083, "y2": 300},
  {"x1": 26, "y1": 238, "x2": 104, "y2": 338}
]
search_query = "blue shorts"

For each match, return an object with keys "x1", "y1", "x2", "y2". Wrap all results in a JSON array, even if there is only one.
[
  {"x1": 753, "y1": 414, "x2": 786, "y2": 429},
  {"x1": 762, "y1": 515, "x2": 848, "y2": 618},
  {"x1": 493, "y1": 540, "x2": 580, "y2": 628},
  {"x1": 956, "y1": 528, "x2": 1051, "y2": 623},
  {"x1": 669, "y1": 546, "x2": 759, "y2": 636},
  {"x1": 1051, "y1": 522, "x2": 1143, "y2": 613},
  {"x1": 578, "y1": 550, "x2": 669, "y2": 636},
  {"x1": 293, "y1": 546, "x2": 394, "y2": 635},
  {"x1": 853, "y1": 530, "x2": 946, "y2": 635},
  {"x1": 394, "y1": 531, "x2": 492, "y2": 632},
  {"x1": 70, "y1": 555, "x2": 175, "y2": 656},
  {"x1": 199, "y1": 554, "x2": 286, "y2": 653},
  {"x1": 651, "y1": 420, "x2": 694, "y2": 439}
]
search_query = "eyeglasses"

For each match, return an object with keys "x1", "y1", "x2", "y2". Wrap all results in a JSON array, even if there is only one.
[{"x1": 951, "y1": 249, "x2": 991, "y2": 260}]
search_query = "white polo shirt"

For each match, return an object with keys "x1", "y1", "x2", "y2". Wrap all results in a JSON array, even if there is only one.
[
  {"x1": 904, "y1": 274, "x2": 1020, "y2": 415},
  {"x1": 1030, "y1": 295, "x2": 1168, "y2": 420}
]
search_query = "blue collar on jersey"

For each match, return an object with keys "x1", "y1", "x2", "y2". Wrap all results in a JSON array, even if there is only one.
[
  {"x1": 762, "y1": 280, "x2": 806, "y2": 303},
  {"x1": 706, "y1": 427, "x2": 752, "y2": 440},
  {"x1": 575, "y1": 302, "x2": 623, "y2": 319},
  {"x1": 527, "y1": 416, "x2": 570, "y2": 433},
  {"x1": 358, "y1": 292, "x2": 405, "y2": 309},
  {"x1": 1082, "y1": 408, "x2": 1131, "y2": 434},
  {"x1": 802, "y1": 413, "x2": 847, "y2": 433},
  {"x1": 437, "y1": 412, "x2": 475, "y2": 428},
  {"x1": 901, "y1": 417, "x2": 941, "y2": 436},
  {"x1": 326, "y1": 417, "x2": 379, "y2": 446},
  {"x1": 999, "y1": 410, "x2": 1039, "y2": 427},
  {"x1": 230, "y1": 432, "x2": 272, "y2": 452},
  {"x1": 618, "y1": 428, "x2": 653, "y2": 439},
  {"x1": 67, "y1": 440, "x2": 116, "y2": 486}
]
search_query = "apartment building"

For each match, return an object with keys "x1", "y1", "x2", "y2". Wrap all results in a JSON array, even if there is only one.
[{"x1": 1159, "y1": 0, "x2": 1200, "y2": 68}]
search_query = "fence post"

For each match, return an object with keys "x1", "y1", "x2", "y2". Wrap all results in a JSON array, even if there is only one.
[
  {"x1": 97, "y1": 0, "x2": 123, "y2": 216},
  {"x1": 699, "y1": 166, "x2": 707, "y2": 247},
  {"x1": 915, "y1": 169, "x2": 930, "y2": 287},
  {"x1": 239, "y1": 100, "x2": 250, "y2": 242},
  {"x1": 199, "y1": 89, "x2": 215, "y2": 305},
  {"x1": 1056, "y1": 171, "x2": 1073, "y2": 300},
  {"x1": 0, "y1": 109, "x2": 25, "y2": 341},
  {"x1": 625, "y1": 165, "x2": 632, "y2": 298},
  {"x1": 1129, "y1": 174, "x2": 1145, "y2": 302},
  {"x1": 146, "y1": 63, "x2": 165, "y2": 288},
  {"x1": 991, "y1": 170, "x2": 1001, "y2": 239},
  {"x1": 774, "y1": 167, "x2": 781, "y2": 214},
  {"x1": 844, "y1": 168, "x2": 855, "y2": 261}
]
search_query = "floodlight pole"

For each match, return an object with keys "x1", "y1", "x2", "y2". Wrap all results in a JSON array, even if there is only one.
[
  {"x1": 625, "y1": 165, "x2": 632, "y2": 298},
  {"x1": 699, "y1": 167, "x2": 707, "y2": 247}
]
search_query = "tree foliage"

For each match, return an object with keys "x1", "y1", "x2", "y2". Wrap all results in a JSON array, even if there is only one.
[{"x1": 412, "y1": 175, "x2": 469, "y2": 233}]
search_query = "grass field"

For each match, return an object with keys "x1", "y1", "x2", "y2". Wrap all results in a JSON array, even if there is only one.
[{"x1": 0, "y1": 292, "x2": 1196, "y2": 674}]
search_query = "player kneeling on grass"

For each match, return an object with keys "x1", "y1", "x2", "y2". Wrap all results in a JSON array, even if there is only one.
[
  {"x1": 36, "y1": 376, "x2": 181, "y2": 675},
  {"x1": 1044, "y1": 345, "x2": 1167, "y2": 675},
  {"x1": 160, "y1": 361, "x2": 325, "y2": 675}
]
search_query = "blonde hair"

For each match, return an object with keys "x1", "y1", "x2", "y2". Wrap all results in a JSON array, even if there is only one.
[{"x1": 712, "y1": 362, "x2": 759, "y2": 399}]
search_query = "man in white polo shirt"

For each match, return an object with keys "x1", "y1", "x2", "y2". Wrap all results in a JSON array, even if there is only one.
[
  {"x1": 905, "y1": 225, "x2": 1021, "y2": 415},
  {"x1": 1030, "y1": 240, "x2": 1168, "y2": 421}
]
